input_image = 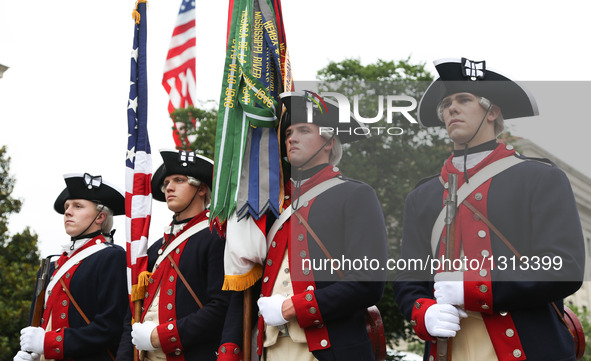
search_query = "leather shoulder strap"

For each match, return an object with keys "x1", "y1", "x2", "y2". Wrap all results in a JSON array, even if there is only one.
[
  {"x1": 58, "y1": 278, "x2": 116, "y2": 361},
  {"x1": 293, "y1": 211, "x2": 344, "y2": 279},
  {"x1": 461, "y1": 199, "x2": 571, "y2": 330},
  {"x1": 167, "y1": 254, "x2": 203, "y2": 308}
]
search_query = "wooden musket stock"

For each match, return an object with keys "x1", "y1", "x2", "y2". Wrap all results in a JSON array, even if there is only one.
[{"x1": 31, "y1": 257, "x2": 51, "y2": 327}]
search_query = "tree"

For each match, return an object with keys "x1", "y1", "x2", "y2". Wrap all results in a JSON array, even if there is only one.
[
  {"x1": 170, "y1": 102, "x2": 218, "y2": 158},
  {"x1": 0, "y1": 146, "x2": 40, "y2": 360},
  {"x1": 566, "y1": 303, "x2": 591, "y2": 361},
  {"x1": 0, "y1": 146, "x2": 22, "y2": 244},
  {"x1": 315, "y1": 58, "x2": 452, "y2": 348},
  {"x1": 316, "y1": 58, "x2": 449, "y2": 243}
]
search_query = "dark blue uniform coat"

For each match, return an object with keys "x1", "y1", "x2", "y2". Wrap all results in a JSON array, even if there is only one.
[
  {"x1": 118, "y1": 215, "x2": 230, "y2": 361},
  {"x1": 33, "y1": 240, "x2": 128, "y2": 361},
  {"x1": 393, "y1": 145, "x2": 585, "y2": 361},
  {"x1": 219, "y1": 165, "x2": 388, "y2": 361}
]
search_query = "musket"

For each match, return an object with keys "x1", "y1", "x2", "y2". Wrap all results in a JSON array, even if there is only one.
[
  {"x1": 30, "y1": 257, "x2": 51, "y2": 327},
  {"x1": 437, "y1": 174, "x2": 458, "y2": 361}
]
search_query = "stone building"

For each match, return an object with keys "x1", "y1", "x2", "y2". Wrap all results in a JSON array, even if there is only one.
[{"x1": 513, "y1": 137, "x2": 591, "y2": 309}]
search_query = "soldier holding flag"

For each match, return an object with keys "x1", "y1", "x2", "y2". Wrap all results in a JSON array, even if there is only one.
[
  {"x1": 218, "y1": 92, "x2": 388, "y2": 361},
  {"x1": 117, "y1": 150, "x2": 229, "y2": 361},
  {"x1": 393, "y1": 58, "x2": 585, "y2": 360}
]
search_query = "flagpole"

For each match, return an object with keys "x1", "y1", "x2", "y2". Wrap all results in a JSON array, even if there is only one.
[
  {"x1": 134, "y1": 301, "x2": 142, "y2": 361},
  {"x1": 128, "y1": 2, "x2": 152, "y2": 360},
  {"x1": 243, "y1": 288, "x2": 253, "y2": 361}
]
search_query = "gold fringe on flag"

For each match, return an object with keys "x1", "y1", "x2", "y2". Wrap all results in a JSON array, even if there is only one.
[
  {"x1": 131, "y1": 270, "x2": 153, "y2": 303},
  {"x1": 132, "y1": 0, "x2": 148, "y2": 24},
  {"x1": 222, "y1": 264, "x2": 263, "y2": 291}
]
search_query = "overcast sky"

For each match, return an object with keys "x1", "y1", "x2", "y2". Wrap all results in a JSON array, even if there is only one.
[{"x1": 1, "y1": 0, "x2": 590, "y2": 257}]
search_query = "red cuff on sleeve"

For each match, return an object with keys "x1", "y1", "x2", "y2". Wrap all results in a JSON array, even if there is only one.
[
  {"x1": 463, "y1": 269, "x2": 493, "y2": 314},
  {"x1": 157, "y1": 320, "x2": 183, "y2": 355},
  {"x1": 44, "y1": 328, "x2": 65, "y2": 360},
  {"x1": 217, "y1": 342, "x2": 242, "y2": 361},
  {"x1": 410, "y1": 298, "x2": 437, "y2": 342},
  {"x1": 292, "y1": 291, "x2": 324, "y2": 329}
]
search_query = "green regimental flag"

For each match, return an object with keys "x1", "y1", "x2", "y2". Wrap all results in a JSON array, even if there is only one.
[
  {"x1": 211, "y1": 0, "x2": 292, "y2": 291},
  {"x1": 211, "y1": 0, "x2": 278, "y2": 226}
]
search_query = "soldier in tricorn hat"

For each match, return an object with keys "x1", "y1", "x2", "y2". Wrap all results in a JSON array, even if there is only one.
[
  {"x1": 16, "y1": 173, "x2": 129, "y2": 361},
  {"x1": 218, "y1": 91, "x2": 388, "y2": 361},
  {"x1": 393, "y1": 58, "x2": 585, "y2": 361},
  {"x1": 117, "y1": 150, "x2": 229, "y2": 361}
]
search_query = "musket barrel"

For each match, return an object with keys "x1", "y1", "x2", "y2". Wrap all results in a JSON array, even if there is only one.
[
  {"x1": 439, "y1": 173, "x2": 458, "y2": 361},
  {"x1": 444, "y1": 174, "x2": 458, "y2": 264}
]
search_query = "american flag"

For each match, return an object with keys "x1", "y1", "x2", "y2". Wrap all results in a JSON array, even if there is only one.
[
  {"x1": 162, "y1": 0, "x2": 196, "y2": 148},
  {"x1": 126, "y1": 0, "x2": 152, "y2": 306}
]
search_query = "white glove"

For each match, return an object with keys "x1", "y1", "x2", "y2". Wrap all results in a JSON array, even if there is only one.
[
  {"x1": 131, "y1": 321, "x2": 158, "y2": 351},
  {"x1": 19, "y1": 327, "x2": 45, "y2": 355},
  {"x1": 424, "y1": 304, "x2": 468, "y2": 338},
  {"x1": 257, "y1": 294, "x2": 288, "y2": 326},
  {"x1": 434, "y1": 271, "x2": 464, "y2": 306},
  {"x1": 14, "y1": 351, "x2": 40, "y2": 361}
]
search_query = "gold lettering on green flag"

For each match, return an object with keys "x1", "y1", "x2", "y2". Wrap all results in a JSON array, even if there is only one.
[{"x1": 211, "y1": 0, "x2": 279, "y2": 227}]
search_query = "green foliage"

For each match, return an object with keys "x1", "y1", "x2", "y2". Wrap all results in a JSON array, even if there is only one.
[
  {"x1": 0, "y1": 146, "x2": 22, "y2": 245},
  {"x1": 566, "y1": 303, "x2": 591, "y2": 361},
  {"x1": 170, "y1": 103, "x2": 218, "y2": 158},
  {"x1": 0, "y1": 228, "x2": 39, "y2": 359},
  {"x1": 316, "y1": 58, "x2": 450, "y2": 245},
  {"x1": 316, "y1": 58, "x2": 452, "y2": 345},
  {"x1": 0, "y1": 147, "x2": 40, "y2": 360},
  {"x1": 318, "y1": 58, "x2": 433, "y2": 83}
]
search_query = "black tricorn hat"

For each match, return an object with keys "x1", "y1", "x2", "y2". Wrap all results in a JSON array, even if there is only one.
[
  {"x1": 151, "y1": 149, "x2": 214, "y2": 202},
  {"x1": 418, "y1": 57, "x2": 539, "y2": 127},
  {"x1": 54, "y1": 173, "x2": 125, "y2": 215},
  {"x1": 278, "y1": 91, "x2": 370, "y2": 145}
]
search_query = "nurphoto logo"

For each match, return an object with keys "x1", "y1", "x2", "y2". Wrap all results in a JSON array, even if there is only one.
[{"x1": 307, "y1": 92, "x2": 419, "y2": 136}]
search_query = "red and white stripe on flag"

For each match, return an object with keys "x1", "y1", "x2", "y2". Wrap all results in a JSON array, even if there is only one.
[
  {"x1": 162, "y1": 0, "x2": 196, "y2": 115},
  {"x1": 125, "y1": 157, "x2": 152, "y2": 302},
  {"x1": 126, "y1": 0, "x2": 152, "y2": 304}
]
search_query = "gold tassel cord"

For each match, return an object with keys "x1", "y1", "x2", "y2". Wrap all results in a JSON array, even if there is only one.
[
  {"x1": 222, "y1": 264, "x2": 263, "y2": 291},
  {"x1": 131, "y1": 270, "x2": 153, "y2": 302},
  {"x1": 132, "y1": 0, "x2": 148, "y2": 24}
]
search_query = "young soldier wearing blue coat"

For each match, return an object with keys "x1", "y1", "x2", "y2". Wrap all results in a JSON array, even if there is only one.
[
  {"x1": 218, "y1": 91, "x2": 388, "y2": 361},
  {"x1": 393, "y1": 58, "x2": 585, "y2": 361},
  {"x1": 118, "y1": 150, "x2": 229, "y2": 361},
  {"x1": 16, "y1": 173, "x2": 129, "y2": 361}
]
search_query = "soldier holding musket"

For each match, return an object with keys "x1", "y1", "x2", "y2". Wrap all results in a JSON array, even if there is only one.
[
  {"x1": 393, "y1": 58, "x2": 585, "y2": 360},
  {"x1": 15, "y1": 173, "x2": 129, "y2": 361}
]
